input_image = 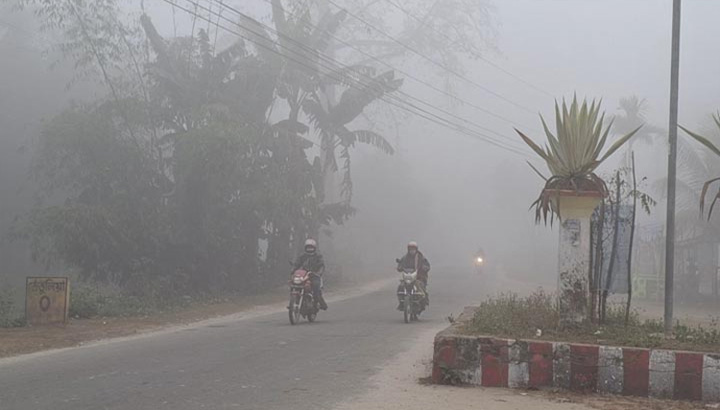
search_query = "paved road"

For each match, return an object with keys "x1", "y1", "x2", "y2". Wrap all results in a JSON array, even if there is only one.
[{"x1": 0, "y1": 268, "x2": 492, "y2": 410}]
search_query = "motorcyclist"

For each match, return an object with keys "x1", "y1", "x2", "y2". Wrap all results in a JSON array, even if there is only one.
[
  {"x1": 396, "y1": 241, "x2": 431, "y2": 310},
  {"x1": 475, "y1": 247, "x2": 485, "y2": 262},
  {"x1": 292, "y1": 238, "x2": 328, "y2": 310}
]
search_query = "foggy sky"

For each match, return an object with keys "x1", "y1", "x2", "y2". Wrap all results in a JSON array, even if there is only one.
[{"x1": 3, "y1": 0, "x2": 720, "y2": 284}]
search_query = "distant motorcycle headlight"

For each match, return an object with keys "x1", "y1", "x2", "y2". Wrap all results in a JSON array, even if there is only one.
[{"x1": 476, "y1": 257, "x2": 483, "y2": 263}]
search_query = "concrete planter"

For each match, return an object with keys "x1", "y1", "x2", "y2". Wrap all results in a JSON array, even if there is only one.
[
  {"x1": 431, "y1": 309, "x2": 720, "y2": 402},
  {"x1": 547, "y1": 189, "x2": 604, "y2": 325}
]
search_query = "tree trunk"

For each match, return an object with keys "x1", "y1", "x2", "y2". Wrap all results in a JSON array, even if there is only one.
[
  {"x1": 602, "y1": 171, "x2": 622, "y2": 323},
  {"x1": 625, "y1": 153, "x2": 637, "y2": 326},
  {"x1": 591, "y1": 200, "x2": 605, "y2": 323}
]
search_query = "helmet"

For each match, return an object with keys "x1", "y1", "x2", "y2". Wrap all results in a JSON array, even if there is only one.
[
  {"x1": 407, "y1": 241, "x2": 418, "y2": 249},
  {"x1": 304, "y1": 238, "x2": 317, "y2": 254}
]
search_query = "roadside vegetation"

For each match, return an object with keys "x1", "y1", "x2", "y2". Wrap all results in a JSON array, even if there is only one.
[
  {"x1": 0, "y1": 287, "x2": 25, "y2": 328},
  {"x1": 461, "y1": 290, "x2": 720, "y2": 353},
  {"x1": 0, "y1": 0, "x2": 497, "y2": 328}
]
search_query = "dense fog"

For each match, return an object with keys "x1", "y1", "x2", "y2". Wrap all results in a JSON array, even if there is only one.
[{"x1": 2, "y1": 0, "x2": 720, "y2": 301}]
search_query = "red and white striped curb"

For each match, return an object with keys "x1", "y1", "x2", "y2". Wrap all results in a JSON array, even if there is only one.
[{"x1": 432, "y1": 335, "x2": 720, "y2": 401}]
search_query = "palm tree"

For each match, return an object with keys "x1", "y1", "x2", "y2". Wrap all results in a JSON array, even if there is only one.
[
  {"x1": 679, "y1": 113, "x2": 720, "y2": 219},
  {"x1": 614, "y1": 96, "x2": 663, "y2": 149}
]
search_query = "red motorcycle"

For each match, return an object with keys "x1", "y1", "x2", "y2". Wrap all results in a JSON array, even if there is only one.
[{"x1": 288, "y1": 269, "x2": 319, "y2": 325}]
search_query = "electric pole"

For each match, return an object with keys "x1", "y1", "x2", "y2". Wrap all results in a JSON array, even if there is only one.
[{"x1": 664, "y1": 0, "x2": 682, "y2": 334}]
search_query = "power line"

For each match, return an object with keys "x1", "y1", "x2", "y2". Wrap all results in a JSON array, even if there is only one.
[
  {"x1": 248, "y1": 0, "x2": 536, "y2": 131},
  {"x1": 162, "y1": 0, "x2": 533, "y2": 157},
  {"x1": 199, "y1": 0, "x2": 533, "y2": 155},
  {"x1": 323, "y1": 0, "x2": 537, "y2": 115},
  {"x1": 201, "y1": 0, "x2": 533, "y2": 156},
  {"x1": 379, "y1": 0, "x2": 553, "y2": 97},
  {"x1": 209, "y1": 0, "x2": 530, "y2": 151}
]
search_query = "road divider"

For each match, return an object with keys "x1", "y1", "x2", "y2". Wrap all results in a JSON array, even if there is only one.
[{"x1": 432, "y1": 307, "x2": 720, "y2": 402}]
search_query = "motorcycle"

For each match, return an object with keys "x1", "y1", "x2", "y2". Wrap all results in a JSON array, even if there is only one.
[
  {"x1": 396, "y1": 260, "x2": 426, "y2": 323},
  {"x1": 474, "y1": 255, "x2": 485, "y2": 275},
  {"x1": 288, "y1": 269, "x2": 320, "y2": 325}
]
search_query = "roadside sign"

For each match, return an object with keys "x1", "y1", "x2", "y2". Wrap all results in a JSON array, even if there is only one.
[{"x1": 25, "y1": 277, "x2": 70, "y2": 325}]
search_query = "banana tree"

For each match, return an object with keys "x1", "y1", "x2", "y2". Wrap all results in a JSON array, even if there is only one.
[{"x1": 516, "y1": 96, "x2": 642, "y2": 326}]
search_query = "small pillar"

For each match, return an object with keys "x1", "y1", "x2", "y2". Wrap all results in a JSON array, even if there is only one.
[{"x1": 550, "y1": 190, "x2": 603, "y2": 326}]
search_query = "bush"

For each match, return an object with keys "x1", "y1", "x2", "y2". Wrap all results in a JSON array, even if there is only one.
[
  {"x1": 69, "y1": 280, "x2": 202, "y2": 319},
  {"x1": 0, "y1": 287, "x2": 25, "y2": 328},
  {"x1": 69, "y1": 285, "x2": 104, "y2": 319},
  {"x1": 98, "y1": 294, "x2": 152, "y2": 317},
  {"x1": 70, "y1": 285, "x2": 154, "y2": 319}
]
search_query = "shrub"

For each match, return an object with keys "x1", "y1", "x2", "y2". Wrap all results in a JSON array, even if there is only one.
[
  {"x1": 0, "y1": 287, "x2": 25, "y2": 328},
  {"x1": 69, "y1": 285, "x2": 104, "y2": 319},
  {"x1": 70, "y1": 285, "x2": 154, "y2": 318}
]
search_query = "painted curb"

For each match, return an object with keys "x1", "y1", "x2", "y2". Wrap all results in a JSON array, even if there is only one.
[{"x1": 432, "y1": 316, "x2": 720, "y2": 401}]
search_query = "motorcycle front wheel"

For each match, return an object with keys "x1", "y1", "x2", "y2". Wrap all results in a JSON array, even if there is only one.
[
  {"x1": 403, "y1": 295, "x2": 411, "y2": 324},
  {"x1": 289, "y1": 293, "x2": 301, "y2": 325}
]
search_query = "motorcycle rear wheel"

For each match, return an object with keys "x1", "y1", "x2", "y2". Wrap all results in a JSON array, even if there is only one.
[{"x1": 307, "y1": 297, "x2": 317, "y2": 322}]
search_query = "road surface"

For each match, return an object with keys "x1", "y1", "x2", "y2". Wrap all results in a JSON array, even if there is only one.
[{"x1": 0, "y1": 268, "x2": 492, "y2": 410}]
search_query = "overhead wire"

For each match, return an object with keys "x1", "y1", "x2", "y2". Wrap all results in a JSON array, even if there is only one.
[
  {"x1": 249, "y1": 0, "x2": 536, "y2": 131},
  {"x1": 161, "y1": 0, "x2": 534, "y2": 157},
  {"x1": 379, "y1": 0, "x2": 553, "y2": 97},
  {"x1": 208, "y1": 0, "x2": 535, "y2": 154},
  {"x1": 200, "y1": 0, "x2": 534, "y2": 156},
  {"x1": 323, "y1": 0, "x2": 537, "y2": 114},
  {"x1": 191, "y1": 0, "x2": 534, "y2": 157}
]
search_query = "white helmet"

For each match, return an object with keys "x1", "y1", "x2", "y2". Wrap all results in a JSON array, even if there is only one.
[
  {"x1": 304, "y1": 238, "x2": 317, "y2": 254},
  {"x1": 407, "y1": 241, "x2": 418, "y2": 249}
]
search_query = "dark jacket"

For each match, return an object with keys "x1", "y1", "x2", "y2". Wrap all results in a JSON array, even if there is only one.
[
  {"x1": 397, "y1": 251, "x2": 430, "y2": 276},
  {"x1": 293, "y1": 252, "x2": 325, "y2": 275}
]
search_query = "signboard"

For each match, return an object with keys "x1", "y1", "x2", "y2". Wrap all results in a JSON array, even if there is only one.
[{"x1": 25, "y1": 277, "x2": 70, "y2": 325}]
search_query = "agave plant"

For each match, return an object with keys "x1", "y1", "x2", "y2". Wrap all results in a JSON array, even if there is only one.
[
  {"x1": 516, "y1": 96, "x2": 642, "y2": 223},
  {"x1": 679, "y1": 113, "x2": 720, "y2": 219}
]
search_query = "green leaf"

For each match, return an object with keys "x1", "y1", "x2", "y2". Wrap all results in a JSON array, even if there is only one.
[
  {"x1": 679, "y1": 125, "x2": 720, "y2": 157},
  {"x1": 597, "y1": 125, "x2": 642, "y2": 164},
  {"x1": 515, "y1": 128, "x2": 549, "y2": 161},
  {"x1": 526, "y1": 161, "x2": 548, "y2": 181}
]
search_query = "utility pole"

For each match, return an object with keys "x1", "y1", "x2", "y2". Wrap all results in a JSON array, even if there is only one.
[{"x1": 664, "y1": 0, "x2": 682, "y2": 335}]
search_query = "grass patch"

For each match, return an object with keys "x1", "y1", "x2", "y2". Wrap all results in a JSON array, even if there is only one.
[
  {"x1": 461, "y1": 290, "x2": 720, "y2": 353},
  {"x1": 69, "y1": 284, "x2": 201, "y2": 319}
]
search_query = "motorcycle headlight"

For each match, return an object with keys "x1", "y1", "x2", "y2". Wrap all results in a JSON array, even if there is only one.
[
  {"x1": 293, "y1": 277, "x2": 303, "y2": 284},
  {"x1": 476, "y1": 257, "x2": 483, "y2": 263}
]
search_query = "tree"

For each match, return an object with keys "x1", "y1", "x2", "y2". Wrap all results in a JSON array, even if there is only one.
[
  {"x1": 591, "y1": 161, "x2": 655, "y2": 324},
  {"x1": 679, "y1": 114, "x2": 720, "y2": 220},
  {"x1": 13, "y1": 0, "x2": 407, "y2": 299}
]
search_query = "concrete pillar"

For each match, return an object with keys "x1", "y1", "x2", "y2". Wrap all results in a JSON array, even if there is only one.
[{"x1": 553, "y1": 192, "x2": 603, "y2": 326}]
